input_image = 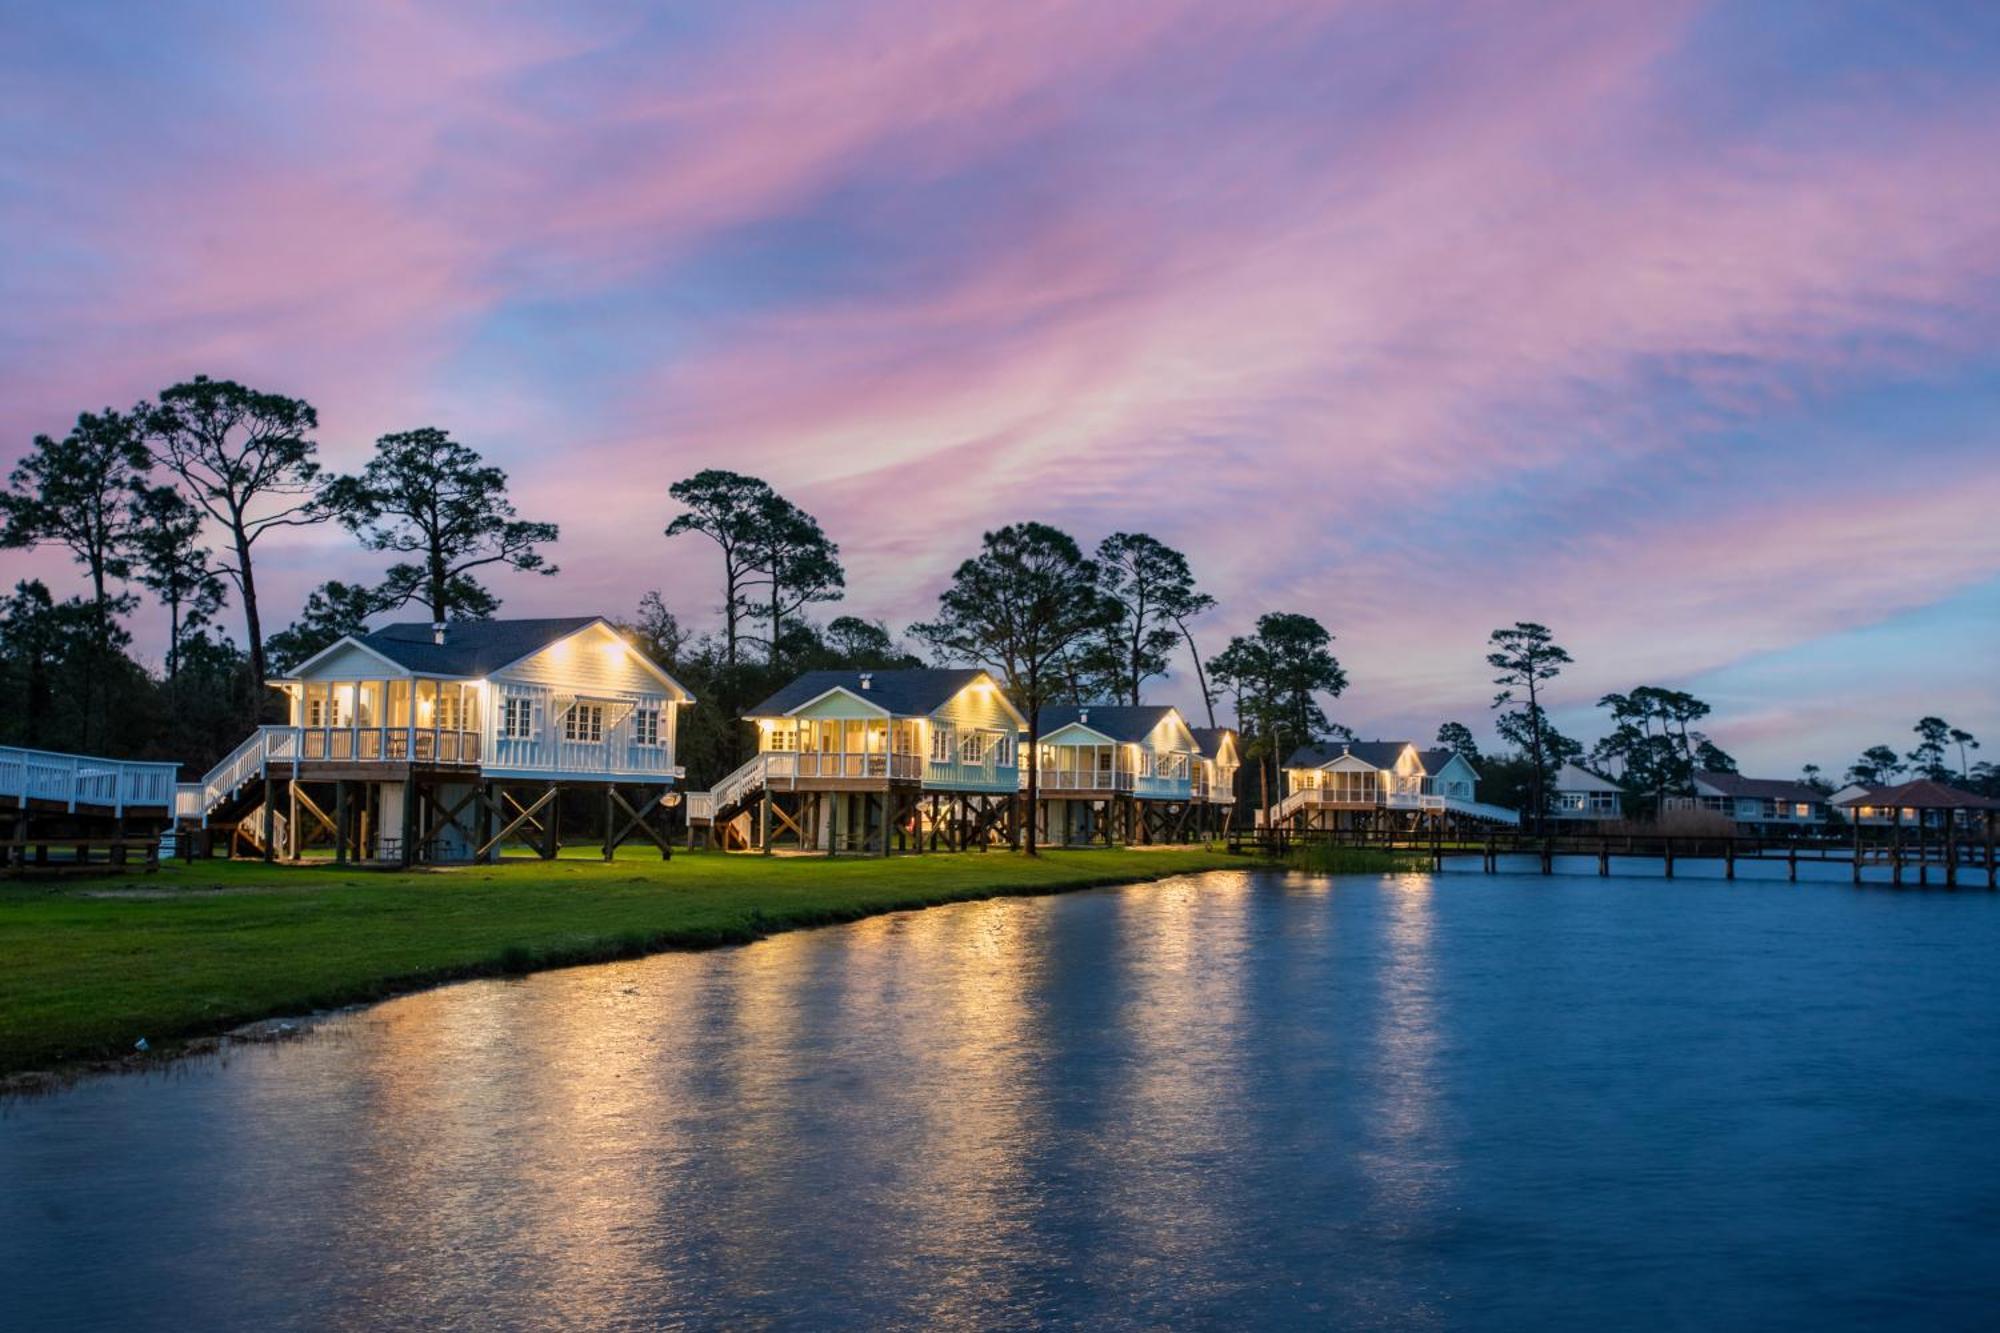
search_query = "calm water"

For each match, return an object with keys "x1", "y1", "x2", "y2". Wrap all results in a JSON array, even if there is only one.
[{"x1": 6, "y1": 869, "x2": 2000, "y2": 1330}]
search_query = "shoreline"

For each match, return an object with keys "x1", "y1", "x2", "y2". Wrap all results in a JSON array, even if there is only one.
[{"x1": 0, "y1": 848, "x2": 1250, "y2": 1091}]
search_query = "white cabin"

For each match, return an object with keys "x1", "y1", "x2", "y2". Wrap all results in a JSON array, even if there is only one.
[{"x1": 181, "y1": 616, "x2": 692, "y2": 863}]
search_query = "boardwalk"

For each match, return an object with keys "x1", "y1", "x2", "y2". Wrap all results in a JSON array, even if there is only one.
[{"x1": 1232, "y1": 824, "x2": 2000, "y2": 888}]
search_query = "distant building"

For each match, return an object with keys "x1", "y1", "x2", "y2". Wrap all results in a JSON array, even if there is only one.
[
  {"x1": 1267, "y1": 739, "x2": 1515, "y2": 830},
  {"x1": 1548, "y1": 762, "x2": 1626, "y2": 823},
  {"x1": 1664, "y1": 771, "x2": 1827, "y2": 833}
]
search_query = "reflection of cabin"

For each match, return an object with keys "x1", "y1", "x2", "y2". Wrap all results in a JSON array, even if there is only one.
[
  {"x1": 1662, "y1": 771, "x2": 1827, "y2": 833},
  {"x1": 1264, "y1": 740, "x2": 1515, "y2": 830},
  {"x1": 1028, "y1": 705, "x2": 1199, "y2": 846},
  {"x1": 698, "y1": 668, "x2": 1026, "y2": 852},
  {"x1": 178, "y1": 617, "x2": 692, "y2": 864},
  {"x1": 1190, "y1": 727, "x2": 1241, "y2": 836},
  {"x1": 1549, "y1": 762, "x2": 1625, "y2": 823}
]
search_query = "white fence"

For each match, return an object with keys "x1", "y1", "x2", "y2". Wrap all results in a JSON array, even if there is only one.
[{"x1": 0, "y1": 745, "x2": 180, "y2": 815}]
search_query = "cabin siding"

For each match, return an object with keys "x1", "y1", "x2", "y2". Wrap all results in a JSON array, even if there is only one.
[
  {"x1": 924, "y1": 679, "x2": 1021, "y2": 792},
  {"x1": 294, "y1": 642, "x2": 406, "y2": 681}
]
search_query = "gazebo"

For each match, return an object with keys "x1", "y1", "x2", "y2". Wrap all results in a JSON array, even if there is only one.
[{"x1": 1835, "y1": 779, "x2": 2000, "y2": 887}]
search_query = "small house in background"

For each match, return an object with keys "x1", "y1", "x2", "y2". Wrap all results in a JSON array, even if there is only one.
[
  {"x1": 1028, "y1": 705, "x2": 1199, "y2": 846},
  {"x1": 1663, "y1": 771, "x2": 1828, "y2": 833},
  {"x1": 178, "y1": 617, "x2": 693, "y2": 864},
  {"x1": 1189, "y1": 727, "x2": 1242, "y2": 836},
  {"x1": 1549, "y1": 762, "x2": 1626, "y2": 824},
  {"x1": 698, "y1": 668, "x2": 1025, "y2": 853},
  {"x1": 1264, "y1": 739, "x2": 1516, "y2": 831},
  {"x1": 1271, "y1": 740, "x2": 1430, "y2": 831}
]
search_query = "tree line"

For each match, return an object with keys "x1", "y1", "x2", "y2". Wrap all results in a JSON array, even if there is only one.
[{"x1": 3, "y1": 380, "x2": 1992, "y2": 822}]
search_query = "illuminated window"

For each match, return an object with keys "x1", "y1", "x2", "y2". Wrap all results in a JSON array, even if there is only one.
[
  {"x1": 502, "y1": 697, "x2": 534, "y2": 739},
  {"x1": 931, "y1": 723, "x2": 956, "y2": 763},
  {"x1": 564, "y1": 703, "x2": 605, "y2": 743},
  {"x1": 634, "y1": 707, "x2": 661, "y2": 747},
  {"x1": 960, "y1": 730, "x2": 986, "y2": 764}
]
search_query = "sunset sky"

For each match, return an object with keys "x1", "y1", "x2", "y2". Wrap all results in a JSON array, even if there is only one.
[{"x1": 4, "y1": 1, "x2": 1996, "y2": 773}]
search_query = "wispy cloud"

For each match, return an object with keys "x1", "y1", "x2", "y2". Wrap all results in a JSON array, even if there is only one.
[{"x1": 2, "y1": 0, "x2": 1996, "y2": 769}]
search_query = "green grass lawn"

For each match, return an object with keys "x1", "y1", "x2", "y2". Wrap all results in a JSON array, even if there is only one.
[{"x1": 0, "y1": 845, "x2": 1244, "y2": 1076}]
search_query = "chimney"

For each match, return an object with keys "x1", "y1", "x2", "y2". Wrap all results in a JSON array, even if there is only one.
[
  {"x1": 858, "y1": 671, "x2": 872, "y2": 691},
  {"x1": 432, "y1": 621, "x2": 446, "y2": 647}
]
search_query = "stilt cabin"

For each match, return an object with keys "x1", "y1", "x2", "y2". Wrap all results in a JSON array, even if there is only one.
[
  {"x1": 1264, "y1": 739, "x2": 1516, "y2": 831},
  {"x1": 178, "y1": 616, "x2": 692, "y2": 864},
  {"x1": 1189, "y1": 727, "x2": 1241, "y2": 837},
  {"x1": 696, "y1": 668, "x2": 1026, "y2": 853},
  {"x1": 1027, "y1": 705, "x2": 1200, "y2": 846}
]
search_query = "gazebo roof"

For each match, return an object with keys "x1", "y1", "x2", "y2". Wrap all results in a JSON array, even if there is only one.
[{"x1": 1836, "y1": 779, "x2": 2000, "y2": 811}]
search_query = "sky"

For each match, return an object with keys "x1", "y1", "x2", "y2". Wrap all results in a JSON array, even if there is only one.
[{"x1": 2, "y1": 0, "x2": 1997, "y2": 775}]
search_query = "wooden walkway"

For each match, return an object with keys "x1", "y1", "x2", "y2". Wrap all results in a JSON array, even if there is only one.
[
  {"x1": 1, "y1": 745, "x2": 179, "y2": 817},
  {"x1": 1232, "y1": 824, "x2": 2000, "y2": 888}
]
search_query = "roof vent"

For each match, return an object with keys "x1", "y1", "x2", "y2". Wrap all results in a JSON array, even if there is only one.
[
  {"x1": 432, "y1": 621, "x2": 446, "y2": 647},
  {"x1": 1079, "y1": 707, "x2": 1089, "y2": 724},
  {"x1": 858, "y1": 671, "x2": 873, "y2": 691}
]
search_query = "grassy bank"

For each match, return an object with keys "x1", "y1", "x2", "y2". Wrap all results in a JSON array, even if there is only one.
[{"x1": 0, "y1": 846, "x2": 1243, "y2": 1077}]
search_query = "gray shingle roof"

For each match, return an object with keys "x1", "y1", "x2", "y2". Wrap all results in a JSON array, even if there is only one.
[
  {"x1": 1189, "y1": 727, "x2": 1238, "y2": 758},
  {"x1": 1037, "y1": 705, "x2": 1181, "y2": 745},
  {"x1": 745, "y1": 668, "x2": 991, "y2": 718},
  {"x1": 357, "y1": 617, "x2": 607, "y2": 677},
  {"x1": 1693, "y1": 771, "x2": 1826, "y2": 803},
  {"x1": 1419, "y1": 746, "x2": 1484, "y2": 778},
  {"x1": 1286, "y1": 739, "x2": 1413, "y2": 770}
]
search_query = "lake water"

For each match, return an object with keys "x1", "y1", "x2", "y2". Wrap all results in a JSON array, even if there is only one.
[{"x1": 5, "y1": 868, "x2": 2000, "y2": 1330}]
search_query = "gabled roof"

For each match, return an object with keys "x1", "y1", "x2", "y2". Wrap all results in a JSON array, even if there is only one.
[
  {"x1": 746, "y1": 668, "x2": 994, "y2": 719},
  {"x1": 1692, "y1": 771, "x2": 1826, "y2": 803},
  {"x1": 1285, "y1": 739, "x2": 1413, "y2": 771},
  {"x1": 1189, "y1": 727, "x2": 1238, "y2": 759},
  {"x1": 1419, "y1": 747, "x2": 1481, "y2": 779},
  {"x1": 359, "y1": 617, "x2": 606, "y2": 677},
  {"x1": 1037, "y1": 705, "x2": 1185, "y2": 745},
  {"x1": 1554, "y1": 762, "x2": 1624, "y2": 794},
  {"x1": 1831, "y1": 779, "x2": 2000, "y2": 811}
]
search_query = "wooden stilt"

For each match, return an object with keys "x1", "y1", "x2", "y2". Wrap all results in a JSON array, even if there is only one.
[{"x1": 334, "y1": 781, "x2": 350, "y2": 866}]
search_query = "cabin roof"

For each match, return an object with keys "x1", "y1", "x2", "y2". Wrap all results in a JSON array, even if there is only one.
[
  {"x1": 1285, "y1": 739, "x2": 1412, "y2": 771},
  {"x1": 1692, "y1": 770, "x2": 1825, "y2": 803},
  {"x1": 1419, "y1": 747, "x2": 1482, "y2": 780},
  {"x1": 1554, "y1": 761, "x2": 1623, "y2": 793},
  {"x1": 1831, "y1": 778, "x2": 2000, "y2": 811},
  {"x1": 746, "y1": 668, "x2": 992, "y2": 719},
  {"x1": 1037, "y1": 705, "x2": 1182, "y2": 745},
  {"x1": 1189, "y1": 727, "x2": 1238, "y2": 759},
  {"x1": 357, "y1": 617, "x2": 608, "y2": 677}
]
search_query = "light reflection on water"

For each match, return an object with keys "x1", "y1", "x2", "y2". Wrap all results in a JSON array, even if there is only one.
[{"x1": 6, "y1": 869, "x2": 2000, "y2": 1330}]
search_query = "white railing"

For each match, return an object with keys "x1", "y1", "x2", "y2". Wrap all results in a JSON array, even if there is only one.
[
  {"x1": 685, "y1": 791, "x2": 715, "y2": 823},
  {"x1": 182, "y1": 726, "x2": 299, "y2": 825},
  {"x1": 1025, "y1": 768, "x2": 1136, "y2": 792},
  {"x1": 0, "y1": 744, "x2": 180, "y2": 814}
]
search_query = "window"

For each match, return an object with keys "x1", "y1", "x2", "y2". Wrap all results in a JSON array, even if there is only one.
[
  {"x1": 991, "y1": 733, "x2": 1015, "y2": 767},
  {"x1": 931, "y1": 722, "x2": 956, "y2": 763},
  {"x1": 502, "y1": 697, "x2": 534, "y2": 740},
  {"x1": 960, "y1": 730, "x2": 986, "y2": 764},
  {"x1": 565, "y1": 702, "x2": 605, "y2": 743},
  {"x1": 634, "y1": 707, "x2": 661, "y2": 747}
]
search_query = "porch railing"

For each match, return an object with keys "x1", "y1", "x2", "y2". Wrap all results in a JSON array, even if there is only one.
[{"x1": 0, "y1": 744, "x2": 180, "y2": 814}]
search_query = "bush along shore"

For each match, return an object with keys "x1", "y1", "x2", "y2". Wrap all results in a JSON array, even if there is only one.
[
  {"x1": 0, "y1": 847, "x2": 1244, "y2": 1080},
  {"x1": 1283, "y1": 842, "x2": 1427, "y2": 875}
]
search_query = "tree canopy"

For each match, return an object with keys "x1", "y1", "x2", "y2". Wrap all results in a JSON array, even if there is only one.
[
  {"x1": 1488, "y1": 621, "x2": 1572, "y2": 830},
  {"x1": 145, "y1": 375, "x2": 326, "y2": 687},
  {"x1": 909, "y1": 522, "x2": 1112, "y2": 854},
  {"x1": 323, "y1": 427, "x2": 558, "y2": 624}
]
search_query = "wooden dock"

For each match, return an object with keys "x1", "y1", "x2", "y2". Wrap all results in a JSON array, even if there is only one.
[{"x1": 1232, "y1": 823, "x2": 2000, "y2": 888}]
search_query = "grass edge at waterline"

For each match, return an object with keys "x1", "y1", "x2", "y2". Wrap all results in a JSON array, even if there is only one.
[{"x1": 0, "y1": 847, "x2": 1244, "y2": 1081}]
